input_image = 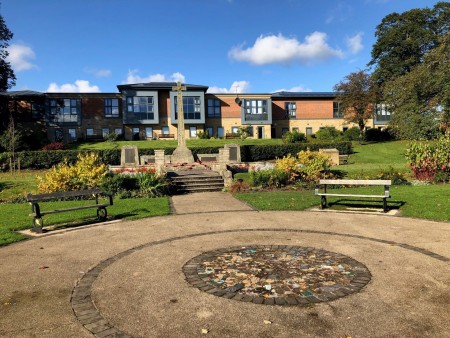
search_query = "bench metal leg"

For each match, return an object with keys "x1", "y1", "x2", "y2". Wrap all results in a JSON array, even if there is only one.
[
  {"x1": 32, "y1": 217, "x2": 44, "y2": 233},
  {"x1": 320, "y1": 196, "x2": 327, "y2": 209},
  {"x1": 383, "y1": 198, "x2": 388, "y2": 213},
  {"x1": 97, "y1": 207, "x2": 107, "y2": 221}
]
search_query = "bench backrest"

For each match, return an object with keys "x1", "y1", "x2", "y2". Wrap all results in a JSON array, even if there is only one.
[
  {"x1": 319, "y1": 179, "x2": 392, "y2": 185},
  {"x1": 27, "y1": 188, "x2": 105, "y2": 202}
]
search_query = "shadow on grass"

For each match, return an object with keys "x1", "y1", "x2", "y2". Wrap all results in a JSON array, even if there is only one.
[{"x1": 326, "y1": 198, "x2": 405, "y2": 212}]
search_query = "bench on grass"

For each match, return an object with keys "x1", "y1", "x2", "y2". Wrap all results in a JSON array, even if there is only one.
[
  {"x1": 339, "y1": 154, "x2": 349, "y2": 165},
  {"x1": 315, "y1": 179, "x2": 392, "y2": 213},
  {"x1": 26, "y1": 188, "x2": 113, "y2": 233},
  {"x1": 158, "y1": 134, "x2": 175, "y2": 139}
]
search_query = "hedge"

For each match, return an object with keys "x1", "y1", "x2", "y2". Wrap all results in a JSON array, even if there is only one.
[{"x1": 0, "y1": 142, "x2": 351, "y2": 170}]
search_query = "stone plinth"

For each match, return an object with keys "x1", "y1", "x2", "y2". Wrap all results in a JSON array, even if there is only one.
[
  {"x1": 171, "y1": 146, "x2": 194, "y2": 164},
  {"x1": 320, "y1": 148, "x2": 339, "y2": 166}
]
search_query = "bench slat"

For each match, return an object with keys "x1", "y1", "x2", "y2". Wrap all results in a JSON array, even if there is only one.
[
  {"x1": 29, "y1": 203, "x2": 110, "y2": 217},
  {"x1": 319, "y1": 179, "x2": 391, "y2": 185},
  {"x1": 316, "y1": 193, "x2": 389, "y2": 198},
  {"x1": 27, "y1": 188, "x2": 106, "y2": 202}
]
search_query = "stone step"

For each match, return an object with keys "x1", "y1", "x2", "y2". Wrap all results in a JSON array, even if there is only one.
[{"x1": 168, "y1": 172, "x2": 224, "y2": 194}]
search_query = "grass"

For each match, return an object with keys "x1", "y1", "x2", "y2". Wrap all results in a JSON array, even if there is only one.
[
  {"x1": 0, "y1": 170, "x2": 42, "y2": 201},
  {"x1": 68, "y1": 138, "x2": 283, "y2": 150},
  {"x1": 0, "y1": 197, "x2": 171, "y2": 246},
  {"x1": 234, "y1": 184, "x2": 450, "y2": 222},
  {"x1": 337, "y1": 140, "x2": 410, "y2": 177}
]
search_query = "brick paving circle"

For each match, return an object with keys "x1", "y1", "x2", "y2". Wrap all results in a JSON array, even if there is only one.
[
  {"x1": 182, "y1": 245, "x2": 371, "y2": 306},
  {"x1": 71, "y1": 228, "x2": 450, "y2": 337}
]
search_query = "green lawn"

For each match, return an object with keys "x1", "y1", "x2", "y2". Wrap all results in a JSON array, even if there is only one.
[
  {"x1": 0, "y1": 197, "x2": 171, "y2": 246},
  {"x1": 0, "y1": 170, "x2": 42, "y2": 202},
  {"x1": 235, "y1": 184, "x2": 450, "y2": 222},
  {"x1": 68, "y1": 138, "x2": 283, "y2": 150},
  {"x1": 337, "y1": 140, "x2": 410, "y2": 177}
]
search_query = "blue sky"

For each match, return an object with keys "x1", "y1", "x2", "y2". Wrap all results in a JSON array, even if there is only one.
[{"x1": 2, "y1": 0, "x2": 438, "y2": 94}]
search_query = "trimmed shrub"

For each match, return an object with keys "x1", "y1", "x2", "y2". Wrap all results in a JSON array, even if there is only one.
[
  {"x1": 315, "y1": 127, "x2": 342, "y2": 140},
  {"x1": 343, "y1": 127, "x2": 361, "y2": 141},
  {"x1": 282, "y1": 131, "x2": 306, "y2": 144},
  {"x1": 249, "y1": 169, "x2": 289, "y2": 188}
]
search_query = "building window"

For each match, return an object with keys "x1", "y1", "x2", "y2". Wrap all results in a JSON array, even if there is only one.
[
  {"x1": 132, "y1": 127, "x2": 140, "y2": 140},
  {"x1": 247, "y1": 126, "x2": 254, "y2": 137},
  {"x1": 31, "y1": 102, "x2": 44, "y2": 119},
  {"x1": 104, "y1": 98, "x2": 119, "y2": 117},
  {"x1": 127, "y1": 96, "x2": 154, "y2": 120},
  {"x1": 374, "y1": 103, "x2": 391, "y2": 122},
  {"x1": 161, "y1": 126, "x2": 169, "y2": 135},
  {"x1": 175, "y1": 96, "x2": 201, "y2": 120},
  {"x1": 189, "y1": 126, "x2": 197, "y2": 138},
  {"x1": 49, "y1": 98, "x2": 80, "y2": 123},
  {"x1": 217, "y1": 127, "x2": 224, "y2": 138},
  {"x1": 86, "y1": 128, "x2": 94, "y2": 136},
  {"x1": 68, "y1": 128, "x2": 76, "y2": 141},
  {"x1": 207, "y1": 99, "x2": 221, "y2": 117},
  {"x1": 333, "y1": 102, "x2": 343, "y2": 118},
  {"x1": 102, "y1": 128, "x2": 109, "y2": 138},
  {"x1": 145, "y1": 127, "x2": 153, "y2": 139},
  {"x1": 206, "y1": 127, "x2": 213, "y2": 138},
  {"x1": 114, "y1": 128, "x2": 123, "y2": 136},
  {"x1": 293, "y1": 127, "x2": 299, "y2": 133},
  {"x1": 243, "y1": 99, "x2": 268, "y2": 121},
  {"x1": 285, "y1": 102, "x2": 296, "y2": 118},
  {"x1": 306, "y1": 127, "x2": 313, "y2": 135}
]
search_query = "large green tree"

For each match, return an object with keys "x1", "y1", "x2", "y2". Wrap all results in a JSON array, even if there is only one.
[
  {"x1": 369, "y1": 2, "x2": 449, "y2": 87},
  {"x1": 383, "y1": 32, "x2": 450, "y2": 139},
  {"x1": 333, "y1": 70, "x2": 377, "y2": 138},
  {"x1": 0, "y1": 10, "x2": 15, "y2": 91}
]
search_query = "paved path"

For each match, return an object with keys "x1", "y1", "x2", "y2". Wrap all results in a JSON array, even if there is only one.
[{"x1": 0, "y1": 192, "x2": 449, "y2": 337}]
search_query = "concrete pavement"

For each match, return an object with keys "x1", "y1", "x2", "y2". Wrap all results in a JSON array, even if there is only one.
[{"x1": 0, "y1": 192, "x2": 449, "y2": 337}]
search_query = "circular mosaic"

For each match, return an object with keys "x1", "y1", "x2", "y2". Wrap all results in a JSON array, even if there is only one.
[{"x1": 183, "y1": 245, "x2": 371, "y2": 305}]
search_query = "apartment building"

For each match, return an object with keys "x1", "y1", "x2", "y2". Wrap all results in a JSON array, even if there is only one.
[{"x1": 0, "y1": 82, "x2": 391, "y2": 143}]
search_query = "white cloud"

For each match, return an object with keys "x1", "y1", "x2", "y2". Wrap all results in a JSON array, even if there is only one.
[
  {"x1": 47, "y1": 80, "x2": 100, "y2": 93},
  {"x1": 273, "y1": 85, "x2": 312, "y2": 93},
  {"x1": 123, "y1": 70, "x2": 186, "y2": 84},
  {"x1": 346, "y1": 32, "x2": 364, "y2": 54},
  {"x1": 207, "y1": 81, "x2": 250, "y2": 93},
  {"x1": 7, "y1": 43, "x2": 36, "y2": 71},
  {"x1": 228, "y1": 32, "x2": 343, "y2": 65}
]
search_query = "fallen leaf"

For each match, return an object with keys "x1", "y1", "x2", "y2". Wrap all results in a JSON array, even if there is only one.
[
  {"x1": 39, "y1": 266, "x2": 49, "y2": 270},
  {"x1": 201, "y1": 328, "x2": 208, "y2": 334},
  {"x1": 263, "y1": 320, "x2": 272, "y2": 325}
]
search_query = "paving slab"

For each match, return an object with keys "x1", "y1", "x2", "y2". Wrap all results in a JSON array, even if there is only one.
[{"x1": 0, "y1": 192, "x2": 449, "y2": 338}]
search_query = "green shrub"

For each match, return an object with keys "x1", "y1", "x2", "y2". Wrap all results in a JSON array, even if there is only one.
[
  {"x1": 196, "y1": 130, "x2": 210, "y2": 139},
  {"x1": 250, "y1": 169, "x2": 289, "y2": 188},
  {"x1": 296, "y1": 149, "x2": 333, "y2": 182},
  {"x1": 135, "y1": 168, "x2": 169, "y2": 197},
  {"x1": 406, "y1": 133, "x2": 450, "y2": 181},
  {"x1": 282, "y1": 131, "x2": 306, "y2": 144},
  {"x1": 343, "y1": 127, "x2": 361, "y2": 141},
  {"x1": 315, "y1": 127, "x2": 342, "y2": 140}
]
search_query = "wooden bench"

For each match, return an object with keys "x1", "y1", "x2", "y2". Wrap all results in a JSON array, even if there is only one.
[
  {"x1": 158, "y1": 134, "x2": 175, "y2": 139},
  {"x1": 315, "y1": 179, "x2": 392, "y2": 212},
  {"x1": 26, "y1": 188, "x2": 113, "y2": 233},
  {"x1": 225, "y1": 133, "x2": 240, "y2": 139}
]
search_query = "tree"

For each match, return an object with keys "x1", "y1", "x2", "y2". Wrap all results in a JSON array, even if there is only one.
[
  {"x1": 333, "y1": 70, "x2": 377, "y2": 138},
  {"x1": 0, "y1": 9, "x2": 16, "y2": 92},
  {"x1": 368, "y1": 2, "x2": 450, "y2": 88},
  {"x1": 0, "y1": 114, "x2": 22, "y2": 173},
  {"x1": 383, "y1": 32, "x2": 450, "y2": 139}
]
